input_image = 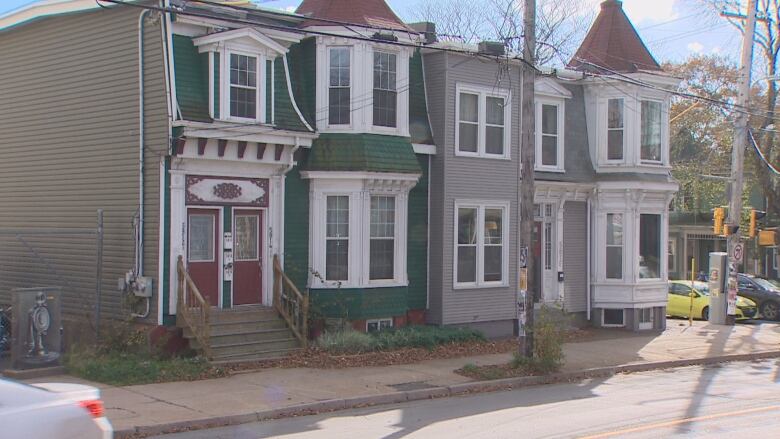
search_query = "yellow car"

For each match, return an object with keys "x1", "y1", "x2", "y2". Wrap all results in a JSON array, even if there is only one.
[{"x1": 667, "y1": 281, "x2": 757, "y2": 321}]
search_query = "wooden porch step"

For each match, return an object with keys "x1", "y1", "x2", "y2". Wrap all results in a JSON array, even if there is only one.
[
  {"x1": 208, "y1": 307, "x2": 279, "y2": 324},
  {"x1": 209, "y1": 347, "x2": 302, "y2": 364},
  {"x1": 184, "y1": 326, "x2": 294, "y2": 344},
  {"x1": 190, "y1": 337, "x2": 300, "y2": 358}
]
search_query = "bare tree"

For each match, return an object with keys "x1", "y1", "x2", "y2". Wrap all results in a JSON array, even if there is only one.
[
  {"x1": 406, "y1": 0, "x2": 593, "y2": 65},
  {"x1": 705, "y1": 0, "x2": 780, "y2": 218}
]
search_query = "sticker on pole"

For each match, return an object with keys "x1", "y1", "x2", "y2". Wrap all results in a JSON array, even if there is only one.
[{"x1": 732, "y1": 243, "x2": 744, "y2": 264}]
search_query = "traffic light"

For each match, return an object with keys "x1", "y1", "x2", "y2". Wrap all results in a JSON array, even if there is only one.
[
  {"x1": 759, "y1": 230, "x2": 779, "y2": 246},
  {"x1": 713, "y1": 207, "x2": 725, "y2": 235},
  {"x1": 749, "y1": 209, "x2": 766, "y2": 238}
]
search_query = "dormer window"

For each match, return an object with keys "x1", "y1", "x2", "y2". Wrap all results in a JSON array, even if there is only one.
[
  {"x1": 641, "y1": 100, "x2": 662, "y2": 162},
  {"x1": 373, "y1": 51, "x2": 397, "y2": 128},
  {"x1": 607, "y1": 98, "x2": 624, "y2": 161},
  {"x1": 328, "y1": 47, "x2": 351, "y2": 125},
  {"x1": 229, "y1": 53, "x2": 258, "y2": 119}
]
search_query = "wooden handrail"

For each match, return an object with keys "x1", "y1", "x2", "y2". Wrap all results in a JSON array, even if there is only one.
[
  {"x1": 273, "y1": 255, "x2": 309, "y2": 348},
  {"x1": 177, "y1": 256, "x2": 212, "y2": 359}
]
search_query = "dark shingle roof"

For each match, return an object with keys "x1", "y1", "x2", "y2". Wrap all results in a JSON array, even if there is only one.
[
  {"x1": 295, "y1": 0, "x2": 413, "y2": 31},
  {"x1": 305, "y1": 133, "x2": 421, "y2": 174},
  {"x1": 568, "y1": 0, "x2": 661, "y2": 73}
]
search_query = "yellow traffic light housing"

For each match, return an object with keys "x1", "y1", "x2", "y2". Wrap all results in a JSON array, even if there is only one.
[
  {"x1": 713, "y1": 207, "x2": 725, "y2": 235},
  {"x1": 750, "y1": 209, "x2": 757, "y2": 238},
  {"x1": 759, "y1": 230, "x2": 779, "y2": 246}
]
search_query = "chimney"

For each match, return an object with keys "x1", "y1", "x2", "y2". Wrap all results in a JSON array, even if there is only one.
[
  {"x1": 408, "y1": 22, "x2": 437, "y2": 44},
  {"x1": 478, "y1": 41, "x2": 505, "y2": 56}
]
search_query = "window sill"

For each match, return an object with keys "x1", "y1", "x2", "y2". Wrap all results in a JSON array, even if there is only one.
[
  {"x1": 535, "y1": 166, "x2": 565, "y2": 173},
  {"x1": 453, "y1": 281, "x2": 509, "y2": 290},
  {"x1": 309, "y1": 281, "x2": 408, "y2": 290},
  {"x1": 454, "y1": 151, "x2": 511, "y2": 161}
]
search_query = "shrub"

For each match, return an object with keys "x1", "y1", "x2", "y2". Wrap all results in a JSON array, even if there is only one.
[
  {"x1": 510, "y1": 305, "x2": 568, "y2": 374},
  {"x1": 316, "y1": 325, "x2": 486, "y2": 354}
]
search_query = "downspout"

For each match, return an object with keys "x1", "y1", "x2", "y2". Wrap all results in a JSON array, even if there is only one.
[
  {"x1": 132, "y1": 9, "x2": 151, "y2": 319},
  {"x1": 586, "y1": 195, "x2": 592, "y2": 321}
]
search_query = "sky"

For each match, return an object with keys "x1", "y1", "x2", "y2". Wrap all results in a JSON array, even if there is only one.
[{"x1": 0, "y1": 0, "x2": 743, "y2": 65}]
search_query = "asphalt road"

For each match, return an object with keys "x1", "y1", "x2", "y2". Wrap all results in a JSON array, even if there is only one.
[{"x1": 152, "y1": 359, "x2": 780, "y2": 439}]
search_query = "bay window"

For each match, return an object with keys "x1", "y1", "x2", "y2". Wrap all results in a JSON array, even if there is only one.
[
  {"x1": 607, "y1": 98, "x2": 624, "y2": 161},
  {"x1": 641, "y1": 100, "x2": 662, "y2": 162},
  {"x1": 455, "y1": 202, "x2": 508, "y2": 287},
  {"x1": 456, "y1": 85, "x2": 510, "y2": 158},
  {"x1": 325, "y1": 196, "x2": 349, "y2": 281},
  {"x1": 373, "y1": 52, "x2": 397, "y2": 128},
  {"x1": 369, "y1": 196, "x2": 396, "y2": 280},
  {"x1": 329, "y1": 47, "x2": 351, "y2": 125},
  {"x1": 535, "y1": 100, "x2": 564, "y2": 171},
  {"x1": 606, "y1": 213, "x2": 623, "y2": 279},
  {"x1": 639, "y1": 214, "x2": 661, "y2": 279}
]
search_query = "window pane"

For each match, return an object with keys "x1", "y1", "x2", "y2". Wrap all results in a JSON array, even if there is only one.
[
  {"x1": 326, "y1": 240, "x2": 348, "y2": 281},
  {"x1": 188, "y1": 214, "x2": 214, "y2": 262},
  {"x1": 230, "y1": 86, "x2": 256, "y2": 119},
  {"x1": 606, "y1": 247, "x2": 623, "y2": 279},
  {"x1": 484, "y1": 208, "x2": 502, "y2": 244},
  {"x1": 458, "y1": 208, "x2": 477, "y2": 244},
  {"x1": 373, "y1": 89, "x2": 397, "y2": 127},
  {"x1": 230, "y1": 54, "x2": 256, "y2": 87},
  {"x1": 640, "y1": 214, "x2": 661, "y2": 279},
  {"x1": 486, "y1": 97, "x2": 504, "y2": 125},
  {"x1": 234, "y1": 215, "x2": 258, "y2": 261},
  {"x1": 373, "y1": 52, "x2": 397, "y2": 127},
  {"x1": 608, "y1": 98, "x2": 623, "y2": 128},
  {"x1": 326, "y1": 196, "x2": 349, "y2": 238},
  {"x1": 485, "y1": 126, "x2": 504, "y2": 155},
  {"x1": 459, "y1": 123, "x2": 478, "y2": 152},
  {"x1": 328, "y1": 88, "x2": 350, "y2": 125},
  {"x1": 459, "y1": 93, "x2": 478, "y2": 122},
  {"x1": 641, "y1": 100, "x2": 662, "y2": 161},
  {"x1": 544, "y1": 222, "x2": 552, "y2": 270},
  {"x1": 542, "y1": 104, "x2": 557, "y2": 135},
  {"x1": 370, "y1": 239, "x2": 394, "y2": 280},
  {"x1": 542, "y1": 135, "x2": 557, "y2": 166},
  {"x1": 370, "y1": 196, "x2": 395, "y2": 238},
  {"x1": 329, "y1": 48, "x2": 350, "y2": 86},
  {"x1": 457, "y1": 247, "x2": 477, "y2": 283},
  {"x1": 608, "y1": 130, "x2": 623, "y2": 160},
  {"x1": 607, "y1": 213, "x2": 623, "y2": 245},
  {"x1": 484, "y1": 246, "x2": 502, "y2": 282}
]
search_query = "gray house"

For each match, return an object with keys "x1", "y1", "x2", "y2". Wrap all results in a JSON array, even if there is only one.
[{"x1": 423, "y1": 0, "x2": 679, "y2": 336}]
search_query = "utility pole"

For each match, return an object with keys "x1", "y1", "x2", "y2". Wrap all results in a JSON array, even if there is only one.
[
  {"x1": 726, "y1": 0, "x2": 757, "y2": 324},
  {"x1": 519, "y1": 0, "x2": 536, "y2": 357}
]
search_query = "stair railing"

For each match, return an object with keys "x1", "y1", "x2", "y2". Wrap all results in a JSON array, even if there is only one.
[
  {"x1": 273, "y1": 255, "x2": 309, "y2": 348},
  {"x1": 177, "y1": 256, "x2": 212, "y2": 359}
]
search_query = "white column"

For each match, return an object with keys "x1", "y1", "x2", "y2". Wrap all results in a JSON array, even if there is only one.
[
  {"x1": 556, "y1": 198, "x2": 566, "y2": 304},
  {"x1": 169, "y1": 171, "x2": 187, "y2": 315}
]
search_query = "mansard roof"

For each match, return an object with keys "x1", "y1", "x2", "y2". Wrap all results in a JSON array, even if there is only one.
[{"x1": 568, "y1": 0, "x2": 661, "y2": 73}]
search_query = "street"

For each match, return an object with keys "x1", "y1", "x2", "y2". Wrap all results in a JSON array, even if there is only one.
[{"x1": 152, "y1": 359, "x2": 780, "y2": 439}]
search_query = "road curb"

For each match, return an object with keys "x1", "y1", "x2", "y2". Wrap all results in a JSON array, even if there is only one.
[{"x1": 114, "y1": 350, "x2": 780, "y2": 438}]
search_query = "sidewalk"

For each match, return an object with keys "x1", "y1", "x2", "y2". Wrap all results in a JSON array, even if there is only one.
[{"x1": 29, "y1": 320, "x2": 780, "y2": 436}]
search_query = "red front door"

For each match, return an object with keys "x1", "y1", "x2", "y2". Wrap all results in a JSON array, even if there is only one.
[
  {"x1": 187, "y1": 209, "x2": 219, "y2": 306},
  {"x1": 233, "y1": 209, "x2": 263, "y2": 305}
]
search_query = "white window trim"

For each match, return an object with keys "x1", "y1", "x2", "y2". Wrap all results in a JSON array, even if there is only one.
[
  {"x1": 535, "y1": 97, "x2": 565, "y2": 172},
  {"x1": 219, "y1": 49, "x2": 267, "y2": 124},
  {"x1": 604, "y1": 97, "x2": 626, "y2": 165},
  {"x1": 306, "y1": 173, "x2": 417, "y2": 289},
  {"x1": 323, "y1": 194, "x2": 351, "y2": 282},
  {"x1": 639, "y1": 98, "x2": 665, "y2": 165},
  {"x1": 453, "y1": 200, "x2": 510, "y2": 289},
  {"x1": 605, "y1": 212, "x2": 625, "y2": 282},
  {"x1": 638, "y1": 308, "x2": 653, "y2": 330},
  {"x1": 455, "y1": 83, "x2": 511, "y2": 160},
  {"x1": 638, "y1": 211, "x2": 664, "y2": 282},
  {"x1": 325, "y1": 45, "x2": 353, "y2": 129},
  {"x1": 366, "y1": 318, "x2": 394, "y2": 332},
  {"x1": 667, "y1": 238, "x2": 676, "y2": 273},
  {"x1": 602, "y1": 308, "x2": 625, "y2": 327}
]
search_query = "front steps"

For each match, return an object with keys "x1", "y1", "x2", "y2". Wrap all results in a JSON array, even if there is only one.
[{"x1": 180, "y1": 306, "x2": 302, "y2": 364}]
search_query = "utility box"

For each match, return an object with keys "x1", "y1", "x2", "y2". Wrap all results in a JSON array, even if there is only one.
[
  {"x1": 707, "y1": 253, "x2": 729, "y2": 325},
  {"x1": 10, "y1": 287, "x2": 62, "y2": 370}
]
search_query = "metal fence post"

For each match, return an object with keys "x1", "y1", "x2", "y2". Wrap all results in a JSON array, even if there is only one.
[{"x1": 95, "y1": 209, "x2": 104, "y2": 340}]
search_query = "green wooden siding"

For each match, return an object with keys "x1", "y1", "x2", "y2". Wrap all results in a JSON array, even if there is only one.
[
  {"x1": 407, "y1": 154, "x2": 429, "y2": 310},
  {"x1": 273, "y1": 55, "x2": 311, "y2": 132},
  {"x1": 213, "y1": 52, "x2": 220, "y2": 119},
  {"x1": 305, "y1": 133, "x2": 422, "y2": 174},
  {"x1": 283, "y1": 156, "x2": 311, "y2": 290},
  {"x1": 266, "y1": 59, "x2": 273, "y2": 123},
  {"x1": 409, "y1": 49, "x2": 434, "y2": 145},
  {"x1": 286, "y1": 37, "x2": 316, "y2": 128},
  {"x1": 309, "y1": 287, "x2": 408, "y2": 320},
  {"x1": 172, "y1": 34, "x2": 211, "y2": 122}
]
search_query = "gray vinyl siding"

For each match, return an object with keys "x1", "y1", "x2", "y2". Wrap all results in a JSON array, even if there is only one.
[
  {"x1": 424, "y1": 51, "x2": 521, "y2": 325},
  {"x1": 563, "y1": 201, "x2": 587, "y2": 312},
  {"x1": 0, "y1": 7, "x2": 167, "y2": 324}
]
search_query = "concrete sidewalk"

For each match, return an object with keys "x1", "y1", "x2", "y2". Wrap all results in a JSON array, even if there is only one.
[{"x1": 29, "y1": 320, "x2": 780, "y2": 437}]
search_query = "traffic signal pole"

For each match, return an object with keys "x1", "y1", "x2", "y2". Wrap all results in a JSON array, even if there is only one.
[{"x1": 726, "y1": 0, "x2": 757, "y2": 323}]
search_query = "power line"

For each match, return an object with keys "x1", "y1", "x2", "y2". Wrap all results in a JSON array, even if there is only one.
[{"x1": 748, "y1": 129, "x2": 780, "y2": 176}]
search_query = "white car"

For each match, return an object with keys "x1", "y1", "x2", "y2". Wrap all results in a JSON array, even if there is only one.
[{"x1": 0, "y1": 378, "x2": 112, "y2": 438}]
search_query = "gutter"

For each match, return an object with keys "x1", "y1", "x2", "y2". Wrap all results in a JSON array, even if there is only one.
[{"x1": 586, "y1": 195, "x2": 592, "y2": 321}]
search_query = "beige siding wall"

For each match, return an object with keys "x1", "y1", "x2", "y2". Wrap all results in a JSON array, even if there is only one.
[{"x1": 0, "y1": 7, "x2": 168, "y2": 324}]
